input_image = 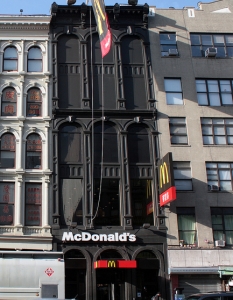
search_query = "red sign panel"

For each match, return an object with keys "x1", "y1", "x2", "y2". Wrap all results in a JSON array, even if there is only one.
[
  {"x1": 94, "y1": 260, "x2": 137, "y2": 269},
  {"x1": 146, "y1": 201, "x2": 153, "y2": 215},
  {"x1": 159, "y1": 186, "x2": 176, "y2": 207}
]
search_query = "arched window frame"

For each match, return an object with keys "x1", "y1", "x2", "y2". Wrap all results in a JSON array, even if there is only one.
[
  {"x1": 26, "y1": 133, "x2": 42, "y2": 169},
  {"x1": 27, "y1": 47, "x2": 43, "y2": 72},
  {"x1": 3, "y1": 46, "x2": 18, "y2": 71},
  {"x1": 26, "y1": 88, "x2": 42, "y2": 117},
  {"x1": 1, "y1": 87, "x2": 17, "y2": 116},
  {"x1": 0, "y1": 133, "x2": 16, "y2": 168}
]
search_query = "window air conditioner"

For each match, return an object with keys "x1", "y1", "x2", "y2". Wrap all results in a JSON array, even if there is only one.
[
  {"x1": 210, "y1": 185, "x2": 219, "y2": 192},
  {"x1": 215, "y1": 240, "x2": 225, "y2": 247},
  {"x1": 168, "y1": 49, "x2": 179, "y2": 56},
  {"x1": 205, "y1": 47, "x2": 217, "y2": 57}
]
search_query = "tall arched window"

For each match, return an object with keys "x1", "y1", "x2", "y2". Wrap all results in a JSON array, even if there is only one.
[
  {"x1": 93, "y1": 122, "x2": 120, "y2": 226},
  {"x1": 94, "y1": 122, "x2": 119, "y2": 163},
  {"x1": 3, "y1": 46, "x2": 18, "y2": 71},
  {"x1": 27, "y1": 47, "x2": 42, "y2": 72},
  {"x1": 59, "y1": 125, "x2": 82, "y2": 163},
  {"x1": 127, "y1": 125, "x2": 153, "y2": 226},
  {"x1": 27, "y1": 88, "x2": 42, "y2": 117},
  {"x1": 127, "y1": 124, "x2": 150, "y2": 164},
  {"x1": 59, "y1": 124, "x2": 83, "y2": 226},
  {"x1": 1, "y1": 87, "x2": 17, "y2": 116},
  {"x1": 0, "y1": 133, "x2": 15, "y2": 168},
  {"x1": 26, "y1": 134, "x2": 42, "y2": 169}
]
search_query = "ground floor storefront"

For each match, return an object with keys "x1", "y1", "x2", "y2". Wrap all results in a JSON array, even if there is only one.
[{"x1": 55, "y1": 229, "x2": 169, "y2": 300}]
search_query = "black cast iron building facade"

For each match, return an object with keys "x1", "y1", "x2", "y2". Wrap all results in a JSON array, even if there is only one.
[{"x1": 50, "y1": 2, "x2": 168, "y2": 300}]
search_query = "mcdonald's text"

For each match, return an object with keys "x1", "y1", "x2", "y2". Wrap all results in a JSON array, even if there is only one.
[{"x1": 62, "y1": 232, "x2": 136, "y2": 242}]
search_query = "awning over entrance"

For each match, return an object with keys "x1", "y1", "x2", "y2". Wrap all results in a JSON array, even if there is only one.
[
  {"x1": 94, "y1": 260, "x2": 137, "y2": 269},
  {"x1": 219, "y1": 267, "x2": 233, "y2": 277},
  {"x1": 169, "y1": 267, "x2": 219, "y2": 274}
]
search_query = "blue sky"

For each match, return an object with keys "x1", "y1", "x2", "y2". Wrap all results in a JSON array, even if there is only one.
[{"x1": 0, "y1": 0, "x2": 213, "y2": 15}]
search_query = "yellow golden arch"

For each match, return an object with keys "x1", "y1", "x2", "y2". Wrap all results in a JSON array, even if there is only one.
[
  {"x1": 160, "y1": 162, "x2": 169, "y2": 188},
  {"x1": 108, "y1": 260, "x2": 116, "y2": 268}
]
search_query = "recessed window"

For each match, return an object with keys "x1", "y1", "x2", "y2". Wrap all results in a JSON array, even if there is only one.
[
  {"x1": 26, "y1": 134, "x2": 42, "y2": 169},
  {"x1": 131, "y1": 179, "x2": 154, "y2": 227},
  {"x1": 173, "y1": 162, "x2": 192, "y2": 191},
  {"x1": 93, "y1": 179, "x2": 120, "y2": 226},
  {"x1": 28, "y1": 47, "x2": 42, "y2": 72},
  {"x1": 206, "y1": 162, "x2": 233, "y2": 191},
  {"x1": 191, "y1": 33, "x2": 233, "y2": 58},
  {"x1": 169, "y1": 118, "x2": 188, "y2": 144},
  {"x1": 3, "y1": 47, "x2": 18, "y2": 71},
  {"x1": 25, "y1": 183, "x2": 42, "y2": 226},
  {"x1": 201, "y1": 118, "x2": 233, "y2": 145},
  {"x1": 177, "y1": 207, "x2": 196, "y2": 245},
  {"x1": 211, "y1": 207, "x2": 233, "y2": 245},
  {"x1": 196, "y1": 79, "x2": 233, "y2": 106},
  {"x1": 0, "y1": 183, "x2": 15, "y2": 225},
  {"x1": 1, "y1": 87, "x2": 17, "y2": 116},
  {"x1": 0, "y1": 133, "x2": 15, "y2": 168},
  {"x1": 59, "y1": 125, "x2": 82, "y2": 164},
  {"x1": 127, "y1": 125, "x2": 150, "y2": 163},
  {"x1": 27, "y1": 88, "x2": 42, "y2": 117},
  {"x1": 94, "y1": 123, "x2": 118, "y2": 163},
  {"x1": 164, "y1": 79, "x2": 183, "y2": 105},
  {"x1": 160, "y1": 33, "x2": 178, "y2": 56}
]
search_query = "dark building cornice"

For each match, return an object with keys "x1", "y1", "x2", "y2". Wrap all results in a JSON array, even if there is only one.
[{"x1": 51, "y1": 1, "x2": 149, "y2": 28}]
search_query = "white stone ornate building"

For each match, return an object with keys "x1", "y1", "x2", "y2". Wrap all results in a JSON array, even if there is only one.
[{"x1": 0, "y1": 14, "x2": 52, "y2": 250}]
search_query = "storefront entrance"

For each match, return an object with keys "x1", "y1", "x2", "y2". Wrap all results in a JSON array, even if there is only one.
[
  {"x1": 96, "y1": 269, "x2": 125, "y2": 300},
  {"x1": 64, "y1": 250, "x2": 87, "y2": 300}
]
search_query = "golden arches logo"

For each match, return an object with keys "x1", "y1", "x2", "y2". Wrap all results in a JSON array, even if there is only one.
[
  {"x1": 108, "y1": 261, "x2": 116, "y2": 268},
  {"x1": 160, "y1": 162, "x2": 169, "y2": 188}
]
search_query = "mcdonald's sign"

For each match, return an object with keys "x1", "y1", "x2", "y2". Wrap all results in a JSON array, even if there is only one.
[
  {"x1": 158, "y1": 152, "x2": 176, "y2": 206},
  {"x1": 108, "y1": 260, "x2": 116, "y2": 268},
  {"x1": 94, "y1": 260, "x2": 137, "y2": 269}
]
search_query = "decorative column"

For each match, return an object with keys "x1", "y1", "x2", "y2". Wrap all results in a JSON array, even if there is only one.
[
  {"x1": 14, "y1": 175, "x2": 23, "y2": 235},
  {"x1": 17, "y1": 123, "x2": 23, "y2": 171},
  {"x1": 21, "y1": 39, "x2": 25, "y2": 72},
  {"x1": 52, "y1": 128, "x2": 60, "y2": 228},
  {"x1": 115, "y1": 41, "x2": 126, "y2": 109},
  {"x1": 43, "y1": 125, "x2": 50, "y2": 171},
  {"x1": 19, "y1": 76, "x2": 24, "y2": 118},
  {"x1": 45, "y1": 40, "x2": 49, "y2": 73},
  {"x1": 81, "y1": 41, "x2": 90, "y2": 109},
  {"x1": 44, "y1": 78, "x2": 50, "y2": 118},
  {"x1": 120, "y1": 130, "x2": 132, "y2": 229},
  {"x1": 83, "y1": 130, "x2": 93, "y2": 228},
  {"x1": 43, "y1": 177, "x2": 50, "y2": 230}
]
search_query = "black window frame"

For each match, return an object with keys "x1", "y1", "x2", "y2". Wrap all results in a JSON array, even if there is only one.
[
  {"x1": 177, "y1": 207, "x2": 197, "y2": 246},
  {"x1": 0, "y1": 133, "x2": 16, "y2": 168},
  {"x1": 211, "y1": 207, "x2": 233, "y2": 246},
  {"x1": 27, "y1": 88, "x2": 42, "y2": 117},
  {"x1": 191, "y1": 33, "x2": 233, "y2": 58},
  {"x1": 196, "y1": 79, "x2": 233, "y2": 106},
  {"x1": 201, "y1": 118, "x2": 233, "y2": 145},
  {"x1": 26, "y1": 133, "x2": 42, "y2": 169},
  {"x1": 25, "y1": 182, "x2": 42, "y2": 226},
  {"x1": 0, "y1": 182, "x2": 15, "y2": 226},
  {"x1": 169, "y1": 117, "x2": 188, "y2": 145},
  {"x1": 27, "y1": 46, "x2": 43, "y2": 72},
  {"x1": 1, "y1": 87, "x2": 17, "y2": 116},
  {"x1": 159, "y1": 32, "x2": 178, "y2": 57},
  {"x1": 173, "y1": 161, "x2": 193, "y2": 191},
  {"x1": 3, "y1": 46, "x2": 18, "y2": 71},
  {"x1": 206, "y1": 162, "x2": 233, "y2": 191},
  {"x1": 164, "y1": 78, "x2": 183, "y2": 105}
]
